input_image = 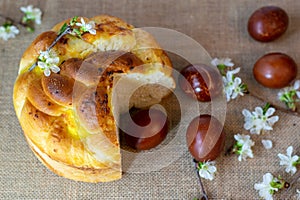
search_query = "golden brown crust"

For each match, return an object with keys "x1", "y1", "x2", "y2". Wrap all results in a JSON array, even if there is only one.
[
  {"x1": 41, "y1": 74, "x2": 75, "y2": 107},
  {"x1": 19, "y1": 31, "x2": 57, "y2": 74},
  {"x1": 14, "y1": 15, "x2": 175, "y2": 182},
  {"x1": 27, "y1": 78, "x2": 66, "y2": 116}
]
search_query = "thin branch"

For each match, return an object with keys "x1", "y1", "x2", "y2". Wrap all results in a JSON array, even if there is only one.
[
  {"x1": 29, "y1": 26, "x2": 71, "y2": 71},
  {"x1": 0, "y1": 13, "x2": 15, "y2": 23},
  {"x1": 194, "y1": 159, "x2": 209, "y2": 200},
  {"x1": 0, "y1": 13, "x2": 28, "y2": 28},
  {"x1": 48, "y1": 26, "x2": 71, "y2": 50}
]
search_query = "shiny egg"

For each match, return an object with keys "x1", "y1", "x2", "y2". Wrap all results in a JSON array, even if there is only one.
[
  {"x1": 248, "y1": 6, "x2": 289, "y2": 42},
  {"x1": 253, "y1": 52, "x2": 297, "y2": 88}
]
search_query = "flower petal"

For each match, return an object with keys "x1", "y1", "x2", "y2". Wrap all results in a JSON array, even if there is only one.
[
  {"x1": 294, "y1": 80, "x2": 300, "y2": 90},
  {"x1": 37, "y1": 61, "x2": 47, "y2": 69},
  {"x1": 224, "y1": 58, "x2": 234, "y2": 67},
  {"x1": 255, "y1": 107, "x2": 263, "y2": 116},
  {"x1": 296, "y1": 91, "x2": 300, "y2": 99},
  {"x1": 234, "y1": 134, "x2": 241, "y2": 141},
  {"x1": 262, "y1": 124, "x2": 273, "y2": 131},
  {"x1": 244, "y1": 122, "x2": 253, "y2": 130},
  {"x1": 292, "y1": 155, "x2": 299, "y2": 162},
  {"x1": 211, "y1": 58, "x2": 219, "y2": 67},
  {"x1": 254, "y1": 183, "x2": 264, "y2": 190},
  {"x1": 231, "y1": 67, "x2": 240, "y2": 74},
  {"x1": 44, "y1": 68, "x2": 51, "y2": 77},
  {"x1": 238, "y1": 155, "x2": 242, "y2": 162},
  {"x1": 50, "y1": 65, "x2": 60, "y2": 73},
  {"x1": 287, "y1": 146, "x2": 293, "y2": 157},
  {"x1": 263, "y1": 173, "x2": 273, "y2": 183},
  {"x1": 89, "y1": 29, "x2": 96, "y2": 35},
  {"x1": 231, "y1": 91, "x2": 238, "y2": 99},
  {"x1": 208, "y1": 165, "x2": 217, "y2": 173},
  {"x1": 250, "y1": 127, "x2": 261, "y2": 135},
  {"x1": 262, "y1": 140, "x2": 273, "y2": 149},
  {"x1": 242, "y1": 109, "x2": 252, "y2": 118},
  {"x1": 278, "y1": 153, "x2": 290, "y2": 165},
  {"x1": 199, "y1": 169, "x2": 211, "y2": 180},
  {"x1": 267, "y1": 116, "x2": 279, "y2": 125},
  {"x1": 80, "y1": 17, "x2": 85, "y2": 25},
  {"x1": 233, "y1": 77, "x2": 242, "y2": 85},
  {"x1": 265, "y1": 107, "x2": 275, "y2": 117}
]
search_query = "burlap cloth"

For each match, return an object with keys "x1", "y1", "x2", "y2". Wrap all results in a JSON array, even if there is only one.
[{"x1": 1, "y1": 0, "x2": 300, "y2": 199}]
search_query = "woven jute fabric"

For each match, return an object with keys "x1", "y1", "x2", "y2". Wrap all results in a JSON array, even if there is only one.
[{"x1": 1, "y1": 0, "x2": 300, "y2": 199}]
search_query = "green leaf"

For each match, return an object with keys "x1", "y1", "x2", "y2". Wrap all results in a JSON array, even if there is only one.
[
  {"x1": 73, "y1": 28, "x2": 81, "y2": 35},
  {"x1": 240, "y1": 83, "x2": 248, "y2": 93},
  {"x1": 21, "y1": 16, "x2": 29, "y2": 24},
  {"x1": 70, "y1": 16, "x2": 78, "y2": 26},
  {"x1": 262, "y1": 103, "x2": 271, "y2": 115},
  {"x1": 26, "y1": 26, "x2": 35, "y2": 32},
  {"x1": 71, "y1": 28, "x2": 83, "y2": 39},
  {"x1": 58, "y1": 23, "x2": 68, "y2": 35},
  {"x1": 217, "y1": 64, "x2": 226, "y2": 76},
  {"x1": 3, "y1": 22, "x2": 12, "y2": 27},
  {"x1": 197, "y1": 161, "x2": 204, "y2": 170},
  {"x1": 270, "y1": 179, "x2": 284, "y2": 189}
]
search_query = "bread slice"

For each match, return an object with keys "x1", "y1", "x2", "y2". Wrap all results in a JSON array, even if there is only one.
[{"x1": 13, "y1": 15, "x2": 175, "y2": 182}]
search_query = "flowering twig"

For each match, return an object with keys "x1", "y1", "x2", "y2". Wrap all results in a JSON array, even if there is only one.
[
  {"x1": 242, "y1": 103, "x2": 279, "y2": 135},
  {"x1": 211, "y1": 57, "x2": 248, "y2": 102},
  {"x1": 28, "y1": 16, "x2": 96, "y2": 73},
  {"x1": 193, "y1": 159, "x2": 209, "y2": 200},
  {"x1": 254, "y1": 173, "x2": 290, "y2": 199},
  {"x1": 278, "y1": 80, "x2": 300, "y2": 112},
  {"x1": 247, "y1": 92, "x2": 300, "y2": 117},
  {"x1": 0, "y1": 5, "x2": 42, "y2": 41},
  {"x1": 211, "y1": 57, "x2": 234, "y2": 75},
  {"x1": 231, "y1": 134, "x2": 254, "y2": 161},
  {"x1": 28, "y1": 25, "x2": 71, "y2": 71},
  {"x1": 278, "y1": 146, "x2": 300, "y2": 175}
]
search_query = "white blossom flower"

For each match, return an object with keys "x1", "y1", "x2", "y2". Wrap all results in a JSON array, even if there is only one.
[
  {"x1": 278, "y1": 80, "x2": 300, "y2": 111},
  {"x1": 231, "y1": 77, "x2": 245, "y2": 99},
  {"x1": 278, "y1": 80, "x2": 300, "y2": 99},
  {"x1": 75, "y1": 18, "x2": 96, "y2": 35},
  {"x1": 37, "y1": 50, "x2": 60, "y2": 76},
  {"x1": 233, "y1": 134, "x2": 255, "y2": 161},
  {"x1": 254, "y1": 173, "x2": 280, "y2": 200},
  {"x1": 278, "y1": 146, "x2": 300, "y2": 175},
  {"x1": 212, "y1": 57, "x2": 247, "y2": 102},
  {"x1": 20, "y1": 5, "x2": 42, "y2": 25},
  {"x1": 262, "y1": 140, "x2": 273, "y2": 150},
  {"x1": 296, "y1": 189, "x2": 300, "y2": 200},
  {"x1": 0, "y1": 25, "x2": 19, "y2": 41},
  {"x1": 242, "y1": 106, "x2": 279, "y2": 135},
  {"x1": 223, "y1": 67, "x2": 247, "y2": 101},
  {"x1": 211, "y1": 57, "x2": 234, "y2": 68},
  {"x1": 197, "y1": 161, "x2": 217, "y2": 181}
]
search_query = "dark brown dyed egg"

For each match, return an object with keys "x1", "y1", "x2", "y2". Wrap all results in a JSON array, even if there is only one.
[
  {"x1": 123, "y1": 109, "x2": 168, "y2": 150},
  {"x1": 253, "y1": 52, "x2": 297, "y2": 88},
  {"x1": 186, "y1": 114, "x2": 225, "y2": 162},
  {"x1": 248, "y1": 6, "x2": 289, "y2": 42},
  {"x1": 179, "y1": 64, "x2": 223, "y2": 102}
]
